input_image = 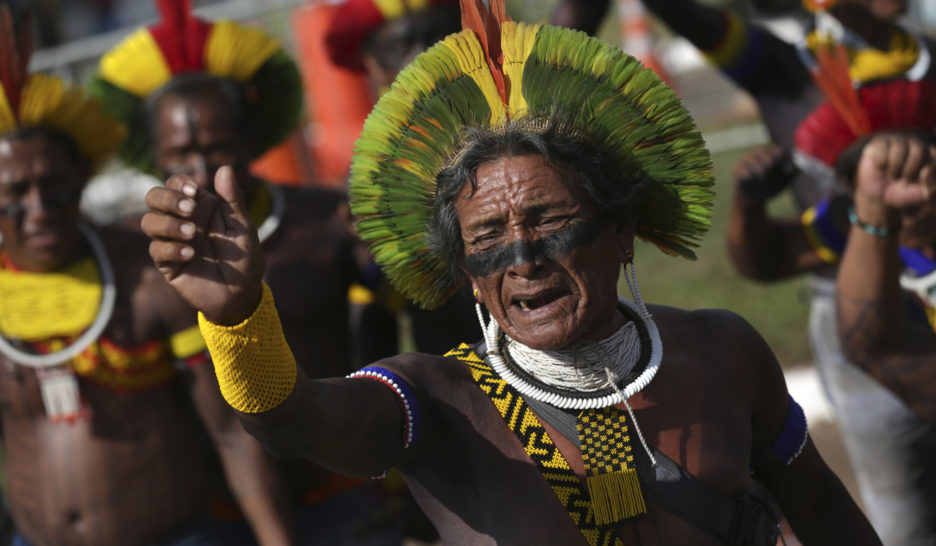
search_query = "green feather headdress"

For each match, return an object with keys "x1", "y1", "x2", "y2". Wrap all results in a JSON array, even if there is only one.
[{"x1": 350, "y1": 0, "x2": 714, "y2": 309}]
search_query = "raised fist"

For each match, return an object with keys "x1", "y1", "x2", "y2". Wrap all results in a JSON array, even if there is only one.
[{"x1": 733, "y1": 144, "x2": 796, "y2": 206}]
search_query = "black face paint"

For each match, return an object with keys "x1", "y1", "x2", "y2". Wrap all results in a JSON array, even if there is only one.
[
  {"x1": 463, "y1": 218, "x2": 607, "y2": 277},
  {"x1": 0, "y1": 189, "x2": 83, "y2": 217}
]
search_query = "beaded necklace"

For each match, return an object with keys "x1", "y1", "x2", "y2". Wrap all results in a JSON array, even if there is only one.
[
  {"x1": 0, "y1": 223, "x2": 116, "y2": 422},
  {"x1": 0, "y1": 223, "x2": 116, "y2": 368}
]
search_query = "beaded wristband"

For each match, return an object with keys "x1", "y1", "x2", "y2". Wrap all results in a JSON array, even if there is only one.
[
  {"x1": 848, "y1": 207, "x2": 899, "y2": 238},
  {"x1": 348, "y1": 366, "x2": 421, "y2": 449},
  {"x1": 198, "y1": 283, "x2": 297, "y2": 413}
]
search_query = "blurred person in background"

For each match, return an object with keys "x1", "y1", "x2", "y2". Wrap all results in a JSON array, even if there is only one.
[
  {"x1": 0, "y1": 6, "x2": 293, "y2": 545},
  {"x1": 792, "y1": 76, "x2": 936, "y2": 544},
  {"x1": 89, "y1": 1, "x2": 406, "y2": 544},
  {"x1": 141, "y1": 4, "x2": 880, "y2": 543},
  {"x1": 639, "y1": 0, "x2": 936, "y2": 543}
]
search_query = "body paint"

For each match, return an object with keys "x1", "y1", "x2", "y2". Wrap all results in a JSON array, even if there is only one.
[
  {"x1": 0, "y1": 189, "x2": 83, "y2": 216},
  {"x1": 464, "y1": 218, "x2": 606, "y2": 277}
]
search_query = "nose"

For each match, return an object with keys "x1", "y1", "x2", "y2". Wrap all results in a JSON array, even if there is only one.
[
  {"x1": 187, "y1": 155, "x2": 211, "y2": 189},
  {"x1": 170, "y1": 154, "x2": 212, "y2": 189},
  {"x1": 22, "y1": 185, "x2": 52, "y2": 220},
  {"x1": 505, "y1": 239, "x2": 544, "y2": 278}
]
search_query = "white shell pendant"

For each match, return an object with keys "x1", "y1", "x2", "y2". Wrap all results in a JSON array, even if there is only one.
[{"x1": 36, "y1": 367, "x2": 81, "y2": 423}]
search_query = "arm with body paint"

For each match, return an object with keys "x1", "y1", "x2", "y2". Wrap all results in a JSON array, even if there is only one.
[
  {"x1": 726, "y1": 145, "x2": 843, "y2": 281},
  {"x1": 836, "y1": 135, "x2": 936, "y2": 421},
  {"x1": 141, "y1": 168, "x2": 418, "y2": 476}
]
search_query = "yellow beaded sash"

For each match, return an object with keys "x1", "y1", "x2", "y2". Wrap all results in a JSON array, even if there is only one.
[{"x1": 445, "y1": 343, "x2": 624, "y2": 546}]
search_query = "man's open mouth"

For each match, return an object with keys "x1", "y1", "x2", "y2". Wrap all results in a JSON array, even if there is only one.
[{"x1": 513, "y1": 288, "x2": 568, "y2": 311}]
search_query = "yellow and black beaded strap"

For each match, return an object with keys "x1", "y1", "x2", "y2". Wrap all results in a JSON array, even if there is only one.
[{"x1": 445, "y1": 343, "x2": 624, "y2": 546}]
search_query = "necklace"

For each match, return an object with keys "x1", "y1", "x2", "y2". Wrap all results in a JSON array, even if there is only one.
[
  {"x1": 478, "y1": 296, "x2": 662, "y2": 411},
  {"x1": 0, "y1": 223, "x2": 116, "y2": 368},
  {"x1": 252, "y1": 181, "x2": 285, "y2": 244}
]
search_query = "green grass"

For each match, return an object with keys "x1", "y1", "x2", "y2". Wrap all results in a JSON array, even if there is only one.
[{"x1": 621, "y1": 148, "x2": 813, "y2": 368}]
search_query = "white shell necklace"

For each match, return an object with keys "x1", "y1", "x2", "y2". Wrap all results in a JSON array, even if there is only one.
[
  {"x1": 475, "y1": 263, "x2": 662, "y2": 410},
  {"x1": 474, "y1": 262, "x2": 663, "y2": 464}
]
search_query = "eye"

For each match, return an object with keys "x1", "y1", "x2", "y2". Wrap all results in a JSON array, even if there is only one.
[{"x1": 469, "y1": 229, "x2": 503, "y2": 249}]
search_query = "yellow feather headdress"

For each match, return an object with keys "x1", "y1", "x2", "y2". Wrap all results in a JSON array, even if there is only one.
[
  {"x1": 89, "y1": 0, "x2": 302, "y2": 174},
  {"x1": 0, "y1": 7, "x2": 125, "y2": 169},
  {"x1": 349, "y1": 0, "x2": 715, "y2": 309}
]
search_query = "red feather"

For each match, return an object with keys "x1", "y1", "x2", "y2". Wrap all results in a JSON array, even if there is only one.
[
  {"x1": 0, "y1": 5, "x2": 32, "y2": 121},
  {"x1": 149, "y1": 0, "x2": 210, "y2": 74},
  {"x1": 796, "y1": 79, "x2": 936, "y2": 167},
  {"x1": 810, "y1": 42, "x2": 871, "y2": 138},
  {"x1": 458, "y1": 0, "x2": 507, "y2": 104}
]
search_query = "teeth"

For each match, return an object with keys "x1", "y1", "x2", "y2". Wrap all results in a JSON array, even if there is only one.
[{"x1": 520, "y1": 300, "x2": 529, "y2": 311}]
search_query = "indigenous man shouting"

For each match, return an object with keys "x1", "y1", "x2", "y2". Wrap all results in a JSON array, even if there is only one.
[{"x1": 143, "y1": 3, "x2": 879, "y2": 544}]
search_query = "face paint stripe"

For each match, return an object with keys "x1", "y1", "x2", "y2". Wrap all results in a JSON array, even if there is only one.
[{"x1": 463, "y1": 218, "x2": 606, "y2": 277}]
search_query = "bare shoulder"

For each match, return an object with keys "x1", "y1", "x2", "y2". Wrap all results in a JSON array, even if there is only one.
[
  {"x1": 100, "y1": 223, "x2": 197, "y2": 332},
  {"x1": 649, "y1": 303, "x2": 784, "y2": 398},
  {"x1": 649, "y1": 304, "x2": 766, "y2": 352}
]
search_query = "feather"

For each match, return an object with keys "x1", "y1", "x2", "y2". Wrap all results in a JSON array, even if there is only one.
[
  {"x1": 0, "y1": 4, "x2": 32, "y2": 120},
  {"x1": 810, "y1": 42, "x2": 871, "y2": 137},
  {"x1": 458, "y1": 0, "x2": 507, "y2": 105}
]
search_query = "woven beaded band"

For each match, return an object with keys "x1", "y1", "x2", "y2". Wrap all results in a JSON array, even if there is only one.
[
  {"x1": 771, "y1": 395, "x2": 808, "y2": 465},
  {"x1": 849, "y1": 207, "x2": 899, "y2": 238},
  {"x1": 348, "y1": 366, "x2": 421, "y2": 449}
]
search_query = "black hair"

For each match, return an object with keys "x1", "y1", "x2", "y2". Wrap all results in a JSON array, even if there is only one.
[
  {"x1": 426, "y1": 118, "x2": 648, "y2": 279},
  {"x1": 361, "y1": 4, "x2": 461, "y2": 73}
]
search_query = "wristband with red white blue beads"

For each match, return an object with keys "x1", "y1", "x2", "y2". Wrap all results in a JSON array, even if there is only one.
[{"x1": 348, "y1": 366, "x2": 421, "y2": 449}]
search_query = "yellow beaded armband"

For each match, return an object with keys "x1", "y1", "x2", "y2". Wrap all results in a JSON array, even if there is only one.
[{"x1": 198, "y1": 283, "x2": 297, "y2": 413}]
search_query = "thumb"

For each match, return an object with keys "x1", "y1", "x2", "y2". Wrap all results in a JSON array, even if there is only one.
[{"x1": 214, "y1": 166, "x2": 252, "y2": 224}]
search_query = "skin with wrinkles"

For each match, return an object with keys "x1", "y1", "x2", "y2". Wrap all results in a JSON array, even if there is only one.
[{"x1": 456, "y1": 155, "x2": 631, "y2": 351}]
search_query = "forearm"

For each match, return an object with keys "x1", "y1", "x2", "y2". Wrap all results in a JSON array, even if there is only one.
[
  {"x1": 640, "y1": 0, "x2": 727, "y2": 51},
  {"x1": 200, "y1": 283, "x2": 407, "y2": 477},
  {"x1": 215, "y1": 436, "x2": 295, "y2": 546},
  {"x1": 836, "y1": 222, "x2": 936, "y2": 419},
  {"x1": 726, "y1": 196, "x2": 818, "y2": 280},
  {"x1": 835, "y1": 209, "x2": 905, "y2": 356}
]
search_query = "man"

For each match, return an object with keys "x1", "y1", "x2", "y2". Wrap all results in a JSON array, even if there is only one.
[
  {"x1": 143, "y1": 8, "x2": 878, "y2": 544},
  {"x1": 642, "y1": 1, "x2": 936, "y2": 539},
  {"x1": 780, "y1": 76, "x2": 936, "y2": 544},
  {"x1": 90, "y1": 3, "x2": 404, "y2": 543},
  {"x1": 0, "y1": 8, "x2": 292, "y2": 545}
]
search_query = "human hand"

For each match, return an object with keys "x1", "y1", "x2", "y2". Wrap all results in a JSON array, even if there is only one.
[
  {"x1": 733, "y1": 144, "x2": 796, "y2": 206},
  {"x1": 141, "y1": 166, "x2": 265, "y2": 325},
  {"x1": 853, "y1": 134, "x2": 936, "y2": 227}
]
